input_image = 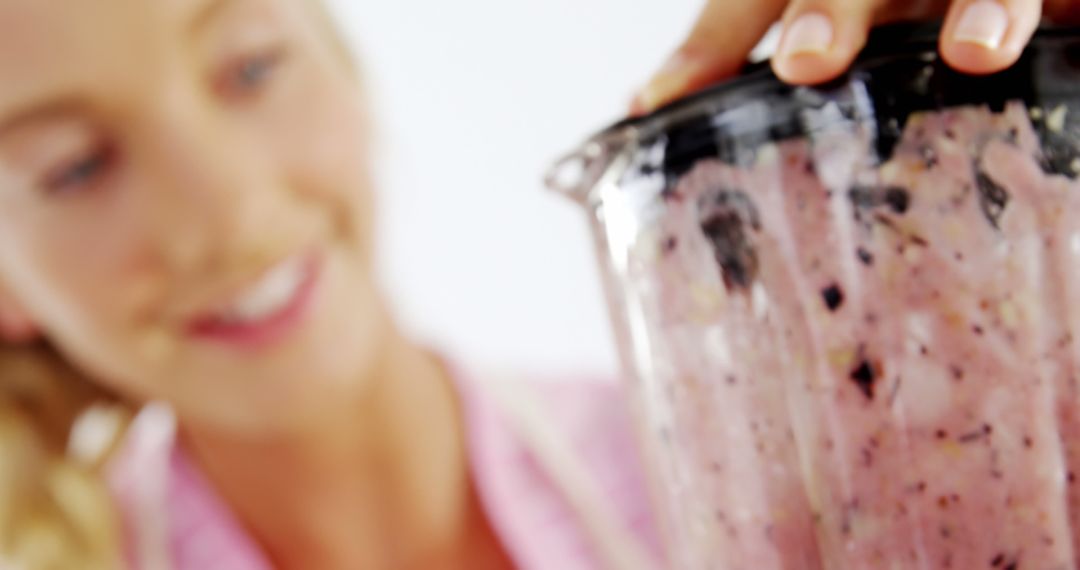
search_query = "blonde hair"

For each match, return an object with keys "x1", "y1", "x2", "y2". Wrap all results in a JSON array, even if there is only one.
[
  {"x1": 0, "y1": 3, "x2": 358, "y2": 569},
  {"x1": 0, "y1": 343, "x2": 125, "y2": 570}
]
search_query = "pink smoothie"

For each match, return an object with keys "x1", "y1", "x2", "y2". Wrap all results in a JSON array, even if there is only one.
[{"x1": 630, "y1": 102, "x2": 1080, "y2": 569}]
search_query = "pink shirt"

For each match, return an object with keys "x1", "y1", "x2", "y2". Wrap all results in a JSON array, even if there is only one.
[{"x1": 106, "y1": 370, "x2": 665, "y2": 570}]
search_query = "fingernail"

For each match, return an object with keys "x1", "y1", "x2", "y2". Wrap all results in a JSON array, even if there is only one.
[
  {"x1": 953, "y1": 0, "x2": 1009, "y2": 49},
  {"x1": 635, "y1": 52, "x2": 702, "y2": 114},
  {"x1": 779, "y1": 12, "x2": 834, "y2": 58}
]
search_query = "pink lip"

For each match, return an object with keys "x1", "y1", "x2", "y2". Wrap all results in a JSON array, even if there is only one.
[{"x1": 185, "y1": 254, "x2": 322, "y2": 349}]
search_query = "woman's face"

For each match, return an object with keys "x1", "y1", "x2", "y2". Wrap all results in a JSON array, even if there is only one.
[{"x1": 0, "y1": 0, "x2": 384, "y2": 434}]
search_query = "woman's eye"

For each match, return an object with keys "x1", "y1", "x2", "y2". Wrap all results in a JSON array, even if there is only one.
[
  {"x1": 219, "y1": 47, "x2": 289, "y2": 100},
  {"x1": 43, "y1": 146, "x2": 114, "y2": 195}
]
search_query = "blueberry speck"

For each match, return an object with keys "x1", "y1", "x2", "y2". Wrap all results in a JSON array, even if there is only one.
[
  {"x1": 884, "y1": 187, "x2": 911, "y2": 214},
  {"x1": 848, "y1": 186, "x2": 879, "y2": 211},
  {"x1": 849, "y1": 185, "x2": 911, "y2": 216},
  {"x1": 975, "y1": 168, "x2": 1010, "y2": 229},
  {"x1": 850, "y1": 359, "x2": 878, "y2": 400},
  {"x1": 1038, "y1": 130, "x2": 1080, "y2": 179},
  {"x1": 857, "y1": 247, "x2": 874, "y2": 266},
  {"x1": 958, "y1": 429, "x2": 986, "y2": 443},
  {"x1": 822, "y1": 284, "x2": 845, "y2": 312},
  {"x1": 700, "y1": 190, "x2": 761, "y2": 292}
]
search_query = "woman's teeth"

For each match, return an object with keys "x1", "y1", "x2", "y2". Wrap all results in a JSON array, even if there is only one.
[{"x1": 217, "y1": 257, "x2": 306, "y2": 324}]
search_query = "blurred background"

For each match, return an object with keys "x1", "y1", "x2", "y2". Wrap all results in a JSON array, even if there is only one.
[{"x1": 323, "y1": 1, "x2": 702, "y2": 377}]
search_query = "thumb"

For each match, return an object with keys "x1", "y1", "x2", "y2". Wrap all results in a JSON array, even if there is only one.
[{"x1": 633, "y1": 0, "x2": 788, "y2": 115}]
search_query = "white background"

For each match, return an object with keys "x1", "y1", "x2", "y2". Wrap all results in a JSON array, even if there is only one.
[{"x1": 325, "y1": 1, "x2": 701, "y2": 376}]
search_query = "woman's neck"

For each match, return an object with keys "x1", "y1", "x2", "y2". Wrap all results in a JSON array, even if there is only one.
[{"x1": 180, "y1": 331, "x2": 500, "y2": 569}]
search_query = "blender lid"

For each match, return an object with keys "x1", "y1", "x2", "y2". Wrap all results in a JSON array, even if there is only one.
[
  {"x1": 547, "y1": 22, "x2": 1080, "y2": 203},
  {"x1": 602, "y1": 22, "x2": 1080, "y2": 139}
]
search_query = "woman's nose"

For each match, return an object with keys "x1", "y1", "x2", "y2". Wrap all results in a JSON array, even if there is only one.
[{"x1": 135, "y1": 97, "x2": 286, "y2": 274}]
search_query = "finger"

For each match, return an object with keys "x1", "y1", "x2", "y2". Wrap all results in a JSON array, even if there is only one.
[
  {"x1": 772, "y1": 0, "x2": 884, "y2": 85},
  {"x1": 632, "y1": 0, "x2": 787, "y2": 115},
  {"x1": 940, "y1": 0, "x2": 1042, "y2": 74}
]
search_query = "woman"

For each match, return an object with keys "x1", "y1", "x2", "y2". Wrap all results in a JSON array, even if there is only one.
[{"x1": 0, "y1": 0, "x2": 1070, "y2": 568}]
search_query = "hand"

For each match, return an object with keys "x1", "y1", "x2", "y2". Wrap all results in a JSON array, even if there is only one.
[{"x1": 633, "y1": 0, "x2": 1080, "y2": 114}]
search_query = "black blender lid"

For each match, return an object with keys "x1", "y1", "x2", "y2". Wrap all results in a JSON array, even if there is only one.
[
  {"x1": 596, "y1": 21, "x2": 1080, "y2": 140},
  {"x1": 549, "y1": 22, "x2": 1080, "y2": 204}
]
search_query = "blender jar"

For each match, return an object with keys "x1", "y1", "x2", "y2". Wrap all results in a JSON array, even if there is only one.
[{"x1": 549, "y1": 24, "x2": 1080, "y2": 569}]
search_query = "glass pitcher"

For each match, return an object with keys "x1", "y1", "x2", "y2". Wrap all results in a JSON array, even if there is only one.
[{"x1": 549, "y1": 24, "x2": 1080, "y2": 570}]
